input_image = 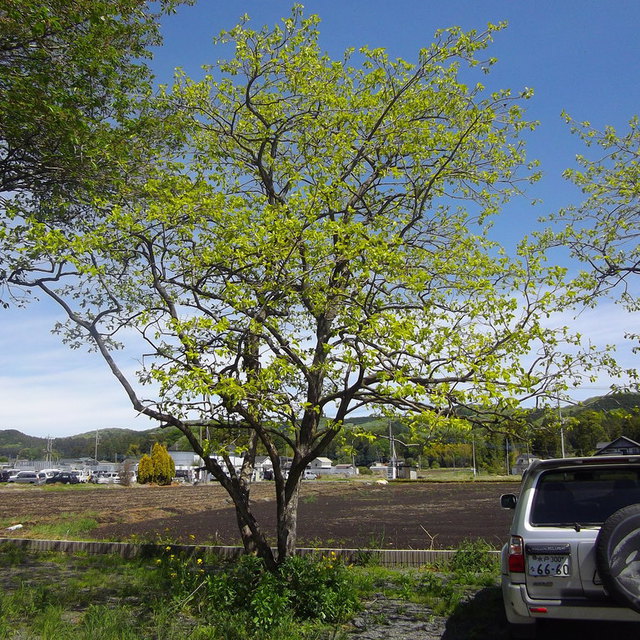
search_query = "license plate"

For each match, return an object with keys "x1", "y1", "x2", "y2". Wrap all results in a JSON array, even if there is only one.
[{"x1": 528, "y1": 554, "x2": 571, "y2": 577}]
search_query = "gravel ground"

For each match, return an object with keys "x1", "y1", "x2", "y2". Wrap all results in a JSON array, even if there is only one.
[
  {"x1": 344, "y1": 587, "x2": 509, "y2": 640},
  {"x1": 344, "y1": 590, "x2": 640, "y2": 640},
  {"x1": 347, "y1": 597, "x2": 449, "y2": 639}
]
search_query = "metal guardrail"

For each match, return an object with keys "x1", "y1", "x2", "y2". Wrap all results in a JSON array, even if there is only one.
[{"x1": 0, "y1": 537, "x2": 500, "y2": 567}]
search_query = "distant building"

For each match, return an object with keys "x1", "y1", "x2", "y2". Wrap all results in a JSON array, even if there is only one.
[
  {"x1": 309, "y1": 457, "x2": 333, "y2": 474},
  {"x1": 369, "y1": 462, "x2": 389, "y2": 475},
  {"x1": 594, "y1": 436, "x2": 640, "y2": 456},
  {"x1": 398, "y1": 465, "x2": 418, "y2": 480},
  {"x1": 169, "y1": 450, "x2": 262, "y2": 482},
  {"x1": 334, "y1": 463, "x2": 358, "y2": 476},
  {"x1": 511, "y1": 453, "x2": 541, "y2": 476}
]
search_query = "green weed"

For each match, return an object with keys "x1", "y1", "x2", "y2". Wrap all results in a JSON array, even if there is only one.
[
  {"x1": 27, "y1": 513, "x2": 99, "y2": 539},
  {"x1": 449, "y1": 539, "x2": 499, "y2": 577},
  {"x1": 0, "y1": 543, "x2": 27, "y2": 566},
  {"x1": 0, "y1": 541, "x2": 499, "y2": 639}
]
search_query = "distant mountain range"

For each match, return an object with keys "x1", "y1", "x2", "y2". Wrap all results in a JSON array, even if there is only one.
[
  {"x1": 0, "y1": 426, "x2": 185, "y2": 461},
  {"x1": 2, "y1": 393, "x2": 640, "y2": 461},
  {"x1": 563, "y1": 393, "x2": 640, "y2": 414}
]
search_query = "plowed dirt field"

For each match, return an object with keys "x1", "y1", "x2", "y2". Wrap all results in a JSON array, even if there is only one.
[{"x1": 0, "y1": 480, "x2": 517, "y2": 549}]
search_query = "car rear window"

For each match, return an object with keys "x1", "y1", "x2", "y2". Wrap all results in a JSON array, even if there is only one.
[{"x1": 530, "y1": 468, "x2": 640, "y2": 526}]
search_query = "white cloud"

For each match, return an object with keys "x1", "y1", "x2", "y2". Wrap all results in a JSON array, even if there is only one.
[
  {"x1": 1, "y1": 293, "x2": 637, "y2": 437},
  {"x1": 0, "y1": 305, "x2": 154, "y2": 437},
  {"x1": 545, "y1": 301, "x2": 638, "y2": 402}
]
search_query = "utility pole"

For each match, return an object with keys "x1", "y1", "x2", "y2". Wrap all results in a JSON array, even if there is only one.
[
  {"x1": 505, "y1": 438, "x2": 510, "y2": 475},
  {"x1": 387, "y1": 421, "x2": 397, "y2": 480},
  {"x1": 94, "y1": 430, "x2": 100, "y2": 462},
  {"x1": 472, "y1": 436, "x2": 477, "y2": 478},
  {"x1": 558, "y1": 400, "x2": 566, "y2": 458}
]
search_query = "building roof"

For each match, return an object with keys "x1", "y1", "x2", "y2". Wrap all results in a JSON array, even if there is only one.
[{"x1": 595, "y1": 436, "x2": 640, "y2": 456}]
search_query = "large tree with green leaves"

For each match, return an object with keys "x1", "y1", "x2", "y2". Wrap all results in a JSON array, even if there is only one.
[
  {"x1": 0, "y1": 0, "x2": 190, "y2": 301},
  {"x1": 3, "y1": 9, "x2": 609, "y2": 568}
]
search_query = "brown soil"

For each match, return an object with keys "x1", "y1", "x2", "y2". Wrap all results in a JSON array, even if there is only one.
[{"x1": 0, "y1": 480, "x2": 517, "y2": 549}]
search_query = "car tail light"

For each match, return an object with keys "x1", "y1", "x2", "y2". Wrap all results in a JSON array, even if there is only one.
[{"x1": 508, "y1": 535, "x2": 525, "y2": 573}]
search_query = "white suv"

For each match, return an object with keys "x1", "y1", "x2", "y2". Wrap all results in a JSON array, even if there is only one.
[{"x1": 501, "y1": 455, "x2": 640, "y2": 638}]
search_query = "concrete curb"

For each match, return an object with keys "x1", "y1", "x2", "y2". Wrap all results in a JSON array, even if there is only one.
[{"x1": 0, "y1": 537, "x2": 500, "y2": 567}]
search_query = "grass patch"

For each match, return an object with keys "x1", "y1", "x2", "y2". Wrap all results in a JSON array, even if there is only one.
[
  {"x1": 350, "y1": 539, "x2": 500, "y2": 616},
  {"x1": 414, "y1": 468, "x2": 520, "y2": 482},
  {"x1": 41, "y1": 482, "x2": 105, "y2": 492},
  {"x1": 0, "y1": 541, "x2": 502, "y2": 639},
  {"x1": 26, "y1": 512, "x2": 100, "y2": 539},
  {"x1": 0, "y1": 548, "x2": 360, "y2": 639}
]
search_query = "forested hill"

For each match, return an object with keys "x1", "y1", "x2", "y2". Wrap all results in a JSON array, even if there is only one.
[
  {"x1": 0, "y1": 426, "x2": 185, "y2": 461},
  {"x1": 2, "y1": 393, "x2": 640, "y2": 462},
  {"x1": 565, "y1": 392, "x2": 640, "y2": 414}
]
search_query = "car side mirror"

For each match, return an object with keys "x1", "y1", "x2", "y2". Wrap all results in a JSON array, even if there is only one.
[{"x1": 500, "y1": 493, "x2": 517, "y2": 509}]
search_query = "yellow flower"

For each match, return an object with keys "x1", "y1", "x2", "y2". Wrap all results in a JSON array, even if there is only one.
[
  {"x1": 165, "y1": 546, "x2": 171, "y2": 551},
  {"x1": 197, "y1": 558, "x2": 203, "y2": 565}
]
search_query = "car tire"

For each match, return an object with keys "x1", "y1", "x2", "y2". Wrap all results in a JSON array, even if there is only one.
[{"x1": 596, "y1": 503, "x2": 640, "y2": 612}]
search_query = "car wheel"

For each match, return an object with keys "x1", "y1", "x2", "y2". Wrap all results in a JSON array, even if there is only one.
[{"x1": 596, "y1": 503, "x2": 640, "y2": 612}]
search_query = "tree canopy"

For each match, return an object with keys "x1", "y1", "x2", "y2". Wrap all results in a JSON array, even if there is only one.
[
  {"x1": 0, "y1": 0, "x2": 190, "y2": 301},
  {"x1": 543, "y1": 116, "x2": 640, "y2": 319},
  {"x1": 1, "y1": 8, "x2": 613, "y2": 567}
]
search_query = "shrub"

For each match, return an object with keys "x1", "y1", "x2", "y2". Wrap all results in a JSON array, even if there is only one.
[
  {"x1": 155, "y1": 551, "x2": 359, "y2": 633},
  {"x1": 279, "y1": 554, "x2": 359, "y2": 622},
  {"x1": 137, "y1": 444, "x2": 175, "y2": 485},
  {"x1": 137, "y1": 454, "x2": 153, "y2": 484},
  {"x1": 151, "y1": 443, "x2": 175, "y2": 485},
  {"x1": 450, "y1": 539, "x2": 498, "y2": 575}
]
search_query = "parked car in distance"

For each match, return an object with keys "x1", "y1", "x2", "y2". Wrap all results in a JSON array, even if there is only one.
[
  {"x1": 72, "y1": 469, "x2": 92, "y2": 483},
  {"x1": 500, "y1": 454, "x2": 640, "y2": 638},
  {"x1": 0, "y1": 469, "x2": 18, "y2": 482},
  {"x1": 39, "y1": 468, "x2": 61, "y2": 482},
  {"x1": 95, "y1": 472, "x2": 120, "y2": 484},
  {"x1": 45, "y1": 472, "x2": 80, "y2": 485},
  {"x1": 7, "y1": 471, "x2": 43, "y2": 484}
]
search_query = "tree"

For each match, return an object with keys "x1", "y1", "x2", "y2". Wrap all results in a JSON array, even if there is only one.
[
  {"x1": 150, "y1": 442, "x2": 175, "y2": 485},
  {"x1": 137, "y1": 454, "x2": 154, "y2": 485},
  {"x1": 119, "y1": 458, "x2": 135, "y2": 486},
  {"x1": 3, "y1": 9, "x2": 610, "y2": 569},
  {"x1": 137, "y1": 444, "x2": 175, "y2": 484},
  {"x1": 0, "y1": 0, "x2": 190, "y2": 303},
  {"x1": 543, "y1": 115, "x2": 640, "y2": 348}
]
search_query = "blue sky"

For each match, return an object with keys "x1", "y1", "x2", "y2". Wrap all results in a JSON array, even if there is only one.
[{"x1": 2, "y1": 0, "x2": 639, "y2": 437}]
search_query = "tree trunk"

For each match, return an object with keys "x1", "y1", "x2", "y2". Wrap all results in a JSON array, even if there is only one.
[
  {"x1": 276, "y1": 476, "x2": 301, "y2": 563},
  {"x1": 236, "y1": 431, "x2": 259, "y2": 555}
]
